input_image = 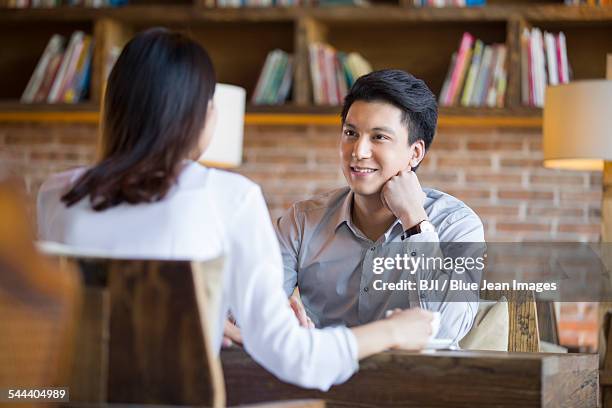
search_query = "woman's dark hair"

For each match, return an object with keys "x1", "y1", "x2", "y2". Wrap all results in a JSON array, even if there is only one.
[
  {"x1": 341, "y1": 69, "x2": 438, "y2": 153},
  {"x1": 62, "y1": 28, "x2": 216, "y2": 211}
]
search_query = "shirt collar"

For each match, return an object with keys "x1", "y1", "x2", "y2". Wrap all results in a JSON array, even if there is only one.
[
  {"x1": 333, "y1": 189, "x2": 354, "y2": 231},
  {"x1": 333, "y1": 189, "x2": 405, "y2": 243}
]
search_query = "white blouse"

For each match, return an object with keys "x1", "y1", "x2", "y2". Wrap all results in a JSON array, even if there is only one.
[{"x1": 37, "y1": 161, "x2": 358, "y2": 391}]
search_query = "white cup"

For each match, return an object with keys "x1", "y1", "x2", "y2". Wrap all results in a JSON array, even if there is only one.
[{"x1": 430, "y1": 311, "x2": 441, "y2": 340}]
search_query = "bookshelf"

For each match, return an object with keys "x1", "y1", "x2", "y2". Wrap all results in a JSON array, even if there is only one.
[{"x1": 0, "y1": 3, "x2": 611, "y2": 126}]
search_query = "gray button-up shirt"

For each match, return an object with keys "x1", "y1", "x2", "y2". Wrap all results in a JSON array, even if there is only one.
[{"x1": 275, "y1": 186, "x2": 485, "y2": 342}]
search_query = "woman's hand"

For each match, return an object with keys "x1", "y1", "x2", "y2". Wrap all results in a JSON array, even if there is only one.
[{"x1": 385, "y1": 308, "x2": 434, "y2": 350}]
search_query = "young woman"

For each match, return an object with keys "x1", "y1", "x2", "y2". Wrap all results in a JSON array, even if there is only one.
[{"x1": 37, "y1": 28, "x2": 433, "y2": 391}]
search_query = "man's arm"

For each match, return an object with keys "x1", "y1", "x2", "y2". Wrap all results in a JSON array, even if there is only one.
[
  {"x1": 275, "y1": 204, "x2": 302, "y2": 297},
  {"x1": 381, "y1": 169, "x2": 484, "y2": 343},
  {"x1": 409, "y1": 210, "x2": 485, "y2": 342}
]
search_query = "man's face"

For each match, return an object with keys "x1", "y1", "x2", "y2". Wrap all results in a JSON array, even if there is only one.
[{"x1": 340, "y1": 100, "x2": 414, "y2": 197}]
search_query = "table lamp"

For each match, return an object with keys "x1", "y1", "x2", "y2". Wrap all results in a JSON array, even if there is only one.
[
  {"x1": 543, "y1": 60, "x2": 612, "y2": 242},
  {"x1": 543, "y1": 58, "x2": 612, "y2": 393},
  {"x1": 199, "y1": 83, "x2": 246, "y2": 168}
]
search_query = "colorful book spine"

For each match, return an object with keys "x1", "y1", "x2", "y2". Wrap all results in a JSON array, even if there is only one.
[
  {"x1": 21, "y1": 34, "x2": 64, "y2": 103},
  {"x1": 439, "y1": 52, "x2": 457, "y2": 105},
  {"x1": 444, "y1": 32, "x2": 474, "y2": 106},
  {"x1": 460, "y1": 39, "x2": 483, "y2": 106}
]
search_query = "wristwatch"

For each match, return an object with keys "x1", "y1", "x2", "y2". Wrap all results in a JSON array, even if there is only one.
[{"x1": 401, "y1": 220, "x2": 435, "y2": 240}]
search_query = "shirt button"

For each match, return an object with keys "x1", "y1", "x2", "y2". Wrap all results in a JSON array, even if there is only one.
[
  {"x1": 411, "y1": 251, "x2": 417, "y2": 256},
  {"x1": 370, "y1": 247, "x2": 375, "y2": 251},
  {"x1": 364, "y1": 287, "x2": 369, "y2": 292}
]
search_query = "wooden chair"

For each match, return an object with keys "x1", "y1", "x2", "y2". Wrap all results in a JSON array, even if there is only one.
[
  {"x1": 481, "y1": 289, "x2": 541, "y2": 352},
  {"x1": 600, "y1": 310, "x2": 612, "y2": 407},
  {"x1": 44, "y1": 253, "x2": 323, "y2": 408},
  {"x1": 0, "y1": 181, "x2": 80, "y2": 395}
]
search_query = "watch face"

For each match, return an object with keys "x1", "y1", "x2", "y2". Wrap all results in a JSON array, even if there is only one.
[{"x1": 420, "y1": 221, "x2": 435, "y2": 233}]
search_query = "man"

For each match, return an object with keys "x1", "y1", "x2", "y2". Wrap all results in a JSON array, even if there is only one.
[{"x1": 276, "y1": 69, "x2": 484, "y2": 342}]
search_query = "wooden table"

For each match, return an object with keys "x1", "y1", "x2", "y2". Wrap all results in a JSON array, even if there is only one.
[{"x1": 221, "y1": 348, "x2": 598, "y2": 408}]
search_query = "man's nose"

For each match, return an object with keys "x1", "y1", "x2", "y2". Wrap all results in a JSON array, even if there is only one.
[{"x1": 353, "y1": 136, "x2": 372, "y2": 159}]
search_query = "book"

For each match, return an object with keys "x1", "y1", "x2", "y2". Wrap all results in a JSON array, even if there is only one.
[
  {"x1": 276, "y1": 55, "x2": 293, "y2": 104},
  {"x1": 450, "y1": 44, "x2": 472, "y2": 106},
  {"x1": 544, "y1": 31, "x2": 558, "y2": 86},
  {"x1": 63, "y1": 34, "x2": 93, "y2": 103},
  {"x1": 478, "y1": 44, "x2": 498, "y2": 106},
  {"x1": 309, "y1": 43, "x2": 323, "y2": 105},
  {"x1": 33, "y1": 46, "x2": 64, "y2": 102},
  {"x1": 460, "y1": 39, "x2": 483, "y2": 106},
  {"x1": 520, "y1": 28, "x2": 530, "y2": 106},
  {"x1": 470, "y1": 45, "x2": 491, "y2": 106},
  {"x1": 487, "y1": 45, "x2": 506, "y2": 107},
  {"x1": 48, "y1": 30, "x2": 84, "y2": 103},
  {"x1": 445, "y1": 32, "x2": 474, "y2": 106},
  {"x1": 21, "y1": 34, "x2": 64, "y2": 103},
  {"x1": 345, "y1": 52, "x2": 372, "y2": 81},
  {"x1": 557, "y1": 32, "x2": 569, "y2": 84},
  {"x1": 439, "y1": 52, "x2": 457, "y2": 105},
  {"x1": 252, "y1": 50, "x2": 277, "y2": 103},
  {"x1": 265, "y1": 51, "x2": 288, "y2": 104}
]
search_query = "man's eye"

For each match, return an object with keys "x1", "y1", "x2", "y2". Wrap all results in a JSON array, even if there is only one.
[
  {"x1": 344, "y1": 129, "x2": 356, "y2": 137},
  {"x1": 373, "y1": 134, "x2": 387, "y2": 140}
]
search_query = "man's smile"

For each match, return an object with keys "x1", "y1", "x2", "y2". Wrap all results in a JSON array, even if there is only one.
[{"x1": 350, "y1": 165, "x2": 379, "y2": 176}]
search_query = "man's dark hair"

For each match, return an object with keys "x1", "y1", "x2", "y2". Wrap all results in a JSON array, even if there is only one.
[
  {"x1": 341, "y1": 69, "x2": 438, "y2": 162},
  {"x1": 62, "y1": 28, "x2": 216, "y2": 211}
]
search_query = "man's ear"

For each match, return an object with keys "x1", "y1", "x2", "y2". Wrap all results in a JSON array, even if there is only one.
[{"x1": 409, "y1": 139, "x2": 426, "y2": 169}]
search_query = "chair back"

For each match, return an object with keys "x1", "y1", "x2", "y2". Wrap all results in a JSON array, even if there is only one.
[
  {"x1": 50, "y1": 253, "x2": 225, "y2": 407},
  {"x1": 0, "y1": 181, "x2": 80, "y2": 393},
  {"x1": 481, "y1": 289, "x2": 540, "y2": 352}
]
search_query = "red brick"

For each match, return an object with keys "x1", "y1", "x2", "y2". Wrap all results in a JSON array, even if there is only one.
[
  {"x1": 529, "y1": 174, "x2": 585, "y2": 186},
  {"x1": 527, "y1": 140, "x2": 543, "y2": 152},
  {"x1": 496, "y1": 222, "x2": 551, "y2": 232},
  {"x1": 430, "y1": 140, "x2": 461, "y2": 151},
  {"x1": 437, "y1": 157, "x2": 491, "y2": 168},
  {"x1": 472, "y1": 205, "x2": 519, "y2": 216},
  {"x1": 526, "y1": 206, "x2": 584, "y2": 218},
  {"x1": 417, "y1": 171, "x2": 460, "y2": 184},
  {"x1": 499, "y1": 158, "x2": 544, "y2": 168},
  {"x1": 467, "y1": 141, "x2": 523, "y2": 151},
  {"x1": 5, "y1": 134, "x2": 55, "y2": 145},
  {"x1": 560, "y1": 191, "x2": 602, "y2": 202},
  {"x1": 444, "y1": 188, "x2": 492, "y2": 200},
  {"x1": 557, "y1": 224, "x2": 600, "y2": 234},
  {"x1": 498, "y1": 190, "x2": 554, "y2": 201},
  {"x1": 247, "y1": 152, "x2": 309, "y2": 165},
  {"x1": 465, "y1": 173, "x2": 522, "y2": 184}
]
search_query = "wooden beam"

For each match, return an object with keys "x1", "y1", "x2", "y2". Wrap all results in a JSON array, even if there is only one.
[{"x1": 0, "y1": 111, "x2": 543, "y2": 128}]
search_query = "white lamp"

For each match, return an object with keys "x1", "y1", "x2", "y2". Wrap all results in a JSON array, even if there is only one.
[
  {"x1": 543, "y1": 80, "x2": 612, "y2": 172},
  {"x1": 543, "y1": 60, "x2": 612, "y2": 363},
  {"x1": 199, "y1": 83, "x2": 246, "y2": 168}
]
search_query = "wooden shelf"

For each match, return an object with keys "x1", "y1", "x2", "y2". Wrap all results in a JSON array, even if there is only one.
[
  {"x1": 1, "y1": 5, "x2": 612, "y2": 24},
  {"x1": 0, "y1": 103, "x2": 543, "y2": 128},
  {"x1": 0, "y1": 3, "x2": 608, "y2": 122}
]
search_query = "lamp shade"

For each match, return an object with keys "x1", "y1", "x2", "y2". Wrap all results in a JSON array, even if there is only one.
[
  {"x1": 199, "y1": 83, "x2": 246, "y2": 168},
  {"x1": 543, "y1": 80, "x2": 612, "y2": 171}
]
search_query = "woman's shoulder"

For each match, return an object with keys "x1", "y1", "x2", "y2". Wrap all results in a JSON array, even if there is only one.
[
  {"x1": 186, "y1": 162, "x2": 260, "y2": 196},
  {"x1": 39, "y1": 167, "x2": 88, "y2": 196}
]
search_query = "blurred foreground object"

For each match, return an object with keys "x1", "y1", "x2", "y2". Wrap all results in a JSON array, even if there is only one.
[{"x1": 0, "y1": 179, "x2": 80, "y2": 402}]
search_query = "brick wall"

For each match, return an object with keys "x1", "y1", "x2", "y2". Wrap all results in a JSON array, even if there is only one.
[{"x1": 0, "y1": 122, "x2": 601, "y2": 350}]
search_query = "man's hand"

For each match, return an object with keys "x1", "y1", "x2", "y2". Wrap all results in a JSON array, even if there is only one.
[
  {"x1": 222, "y1": 296, "x2": 313, "y2": 348},
  {"x1": 381, "y1": 168, "x2": 428, "y2": 229},
  {"x1": 290, "y1": 295, "x2": 315, "y2": 328},
  {"x1": 223, "y1": 319, "x2": 243, "y2": 347}
]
